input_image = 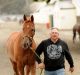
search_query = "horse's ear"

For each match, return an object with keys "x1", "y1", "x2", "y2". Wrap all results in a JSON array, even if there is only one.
[
  {"x1": 31, "y1": 15, "x2": 34, "y2": 22},
  {"x1": 23, "y1": 14, "x2": 26, "y2": 21}
]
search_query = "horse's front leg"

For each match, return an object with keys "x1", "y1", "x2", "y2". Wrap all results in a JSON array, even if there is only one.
[
  {"x1": 30, "y1": 64, "x2": 36, "y2": 75},
  {"x1": 26, "y1": 65, "x2": 30, "y2": 75},
  {"x1": 17, "y1": 62, "x2": 24, "y2": 75},
  {"x1": 10, "y1": 59, "x2": 19, "y2": 75}
]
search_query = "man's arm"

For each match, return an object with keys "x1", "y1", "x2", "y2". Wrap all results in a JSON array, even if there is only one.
[
  {"x1": 35, "y1": 41, "x2": 44, "y2": 64},
  {"x1": 35, "y1": 41, "x2": 45, "y2": 69},
  {"x1": 64, "y1": 42, "x2": 74, "y2": 72}
]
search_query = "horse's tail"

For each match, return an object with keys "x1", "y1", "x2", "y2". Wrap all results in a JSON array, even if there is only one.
[{"x1": 73, "y1": 28, "x2": 76, "y2": 43}]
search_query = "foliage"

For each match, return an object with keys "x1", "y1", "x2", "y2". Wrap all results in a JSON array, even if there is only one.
[
  {"x1": 33, "y1": 0, "x2": 38, "y2": 1},
  {"x1": 33, "y1": 0, "x2": 50, "y2": 3}
]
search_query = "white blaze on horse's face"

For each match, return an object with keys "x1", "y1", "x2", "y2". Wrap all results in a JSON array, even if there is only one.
[{"x1": 23, "y1": 15, "x2": 35, "y2": 37}]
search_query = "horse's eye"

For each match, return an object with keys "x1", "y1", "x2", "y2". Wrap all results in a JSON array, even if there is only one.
[{"x1": 22, "y1": 37, "x2": 24, "y2": 39}]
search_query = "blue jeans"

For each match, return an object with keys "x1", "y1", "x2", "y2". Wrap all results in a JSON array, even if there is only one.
[{"x1": 45, "y1": 68, "x2": 65, "y2": 75}]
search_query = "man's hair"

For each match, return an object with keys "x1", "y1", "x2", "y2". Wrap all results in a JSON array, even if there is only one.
[
  {"x1": 49, "y1": 27, "x2": 59, "y2": 34},
  {"x1": 50, "y1": 27, "x2": 59, "y2": 31}
]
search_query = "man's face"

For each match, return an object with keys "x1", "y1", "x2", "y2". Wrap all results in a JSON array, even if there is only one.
[{"x1": 50, "y1": 28, "x2": 59, "y2": 40}]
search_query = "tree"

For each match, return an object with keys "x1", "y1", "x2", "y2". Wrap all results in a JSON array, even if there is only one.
[
  {"x1": 33, "y1": 0, "x2": 38, "y2": 2},
  {"x1": 46, "y1": 0, "x2": 50, "y2": 4}
]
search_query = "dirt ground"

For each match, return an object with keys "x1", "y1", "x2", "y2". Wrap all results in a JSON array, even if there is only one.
[{"x1": 0, "y1": 22, "x2": 80, "y2": 75}]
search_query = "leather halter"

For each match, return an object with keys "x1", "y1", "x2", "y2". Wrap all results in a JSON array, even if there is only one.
[{"x1": 21, "y1": 35, "x2": 33, "y2": 49}]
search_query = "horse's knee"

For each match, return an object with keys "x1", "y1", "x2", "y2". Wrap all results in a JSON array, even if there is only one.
[
  {"x1": 26, "y1": 66, "x2": 30, "y2": 75},
  {"x1": 17, "y1": 63, "x2": 24, "y2": 75},
  {"x1": 10, "y1": 59, "x2": 19, "y2": 75},
  {"x1": 26, "y1": 64, "x2": 36, "y2": 75}
]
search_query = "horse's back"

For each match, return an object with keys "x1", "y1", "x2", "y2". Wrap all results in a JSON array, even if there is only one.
[{"x1": 7, "y1": 32, "x2": 20, "y2": 61}]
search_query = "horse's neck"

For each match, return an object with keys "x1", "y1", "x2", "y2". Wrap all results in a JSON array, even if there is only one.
[
  {"x1": 14, "y1": 31, "x2": 23, "y2": 43},
  {"x1": 17, "y1": 31, "x2": 36, "y2": 49},
  {"x1": 31, "y1": 39, "x2": 36, "y2": 51}
]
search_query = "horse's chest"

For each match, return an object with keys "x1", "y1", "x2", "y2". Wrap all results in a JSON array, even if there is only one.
[{"x1": 22, "y1": 49, "x2": 35, "y2": 65}]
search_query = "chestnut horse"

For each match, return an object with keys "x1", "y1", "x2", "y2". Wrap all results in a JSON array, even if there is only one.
[
  {"x1": 73, "y1": 24, "x2": 80, "y2": 43},
  {"x1": 7, "y1": 15, "x2": 36, "y2": 75}
]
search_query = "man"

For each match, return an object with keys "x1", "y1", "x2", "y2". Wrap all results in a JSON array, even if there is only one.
[{"x1": 35, "y1": 28, "x2": 74, "y2": 75}]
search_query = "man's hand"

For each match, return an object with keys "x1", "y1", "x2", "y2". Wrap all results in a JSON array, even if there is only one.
[
  {"x1": 38, "y1": 63, "x2": 45, "y2": 69},
  {"x1": 69, "y1": 67, "x2": 74, "y2": 73}
]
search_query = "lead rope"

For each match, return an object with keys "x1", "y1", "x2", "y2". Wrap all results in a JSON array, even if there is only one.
[{"x1": 30, "y1": 47, "x2": 43, "y2": 75}]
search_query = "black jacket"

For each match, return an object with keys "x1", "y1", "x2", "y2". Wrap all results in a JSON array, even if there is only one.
[{"x1": 35, "y1": 38, "x2": 74, "y2": 71}]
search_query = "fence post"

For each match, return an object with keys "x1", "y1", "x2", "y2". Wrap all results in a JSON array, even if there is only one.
[{"x1": 49, "y1": 15, "x2": 54, "y2": 28}]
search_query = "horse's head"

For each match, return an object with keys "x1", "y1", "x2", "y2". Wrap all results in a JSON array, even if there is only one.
[
  {"x1": 23, "y1": 15, "x2": 35, "y2": 37},
  {"x1": 21, "y1": 15, "x2": 35, "y2": 49}
]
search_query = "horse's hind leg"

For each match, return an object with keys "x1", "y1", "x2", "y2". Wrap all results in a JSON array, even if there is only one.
[
  {"x1": 73, "y1": 29, "x2": 76, "y2": 43},
  {"x1": 10, "y1": 59, "x2": 18, "y2": 75},
  {"x1": 78, "y1": 33, "x2": 80, "y2": 40}
]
